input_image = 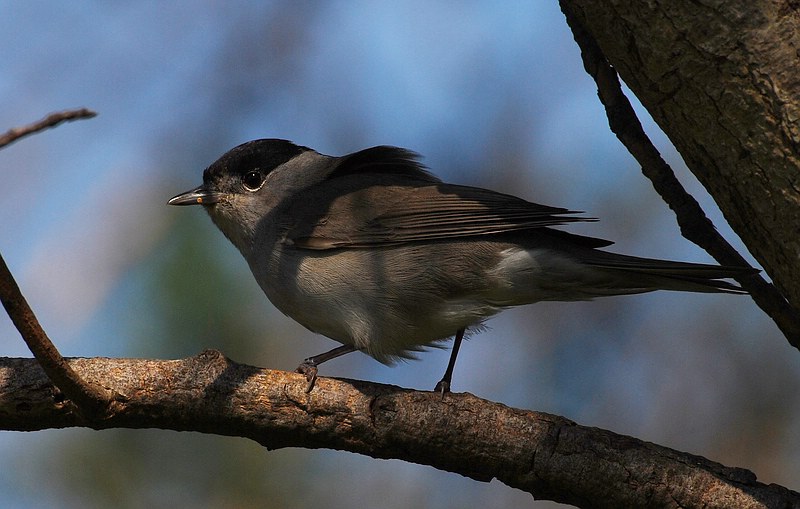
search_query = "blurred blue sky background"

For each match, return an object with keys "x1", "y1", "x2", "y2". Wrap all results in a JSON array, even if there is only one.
[{"x1": 0, "y1": 2, "x2": 796, "y2": 508}]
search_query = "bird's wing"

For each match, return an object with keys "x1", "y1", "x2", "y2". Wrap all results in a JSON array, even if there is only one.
[{"x1": 283, "y1": 178, "x2": 607, "y2": 250}]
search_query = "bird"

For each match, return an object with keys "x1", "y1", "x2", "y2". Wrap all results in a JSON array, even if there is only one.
[{"x1": 168, "y1": 139, "x2": 754, "y2": 393}]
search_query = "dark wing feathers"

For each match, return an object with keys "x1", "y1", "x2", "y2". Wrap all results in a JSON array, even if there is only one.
[
  {"x1": 284, "y1": 145, "x2": 600, "y2": 250},
  {"x1": 286, "y1": 179, "x2": 597, "y2": 250},
  {"x1": 370, "y1": 191, "x2": 587, "y2": 241}
]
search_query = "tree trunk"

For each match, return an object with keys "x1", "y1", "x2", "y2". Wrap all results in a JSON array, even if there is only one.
[{"x1": 560, "y1": 0, "x2": 800, "y2": 308}]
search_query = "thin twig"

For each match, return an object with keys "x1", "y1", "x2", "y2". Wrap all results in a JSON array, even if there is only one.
[
  {"x1": 0, "y1": 108, "x2": 96, "y2": 150},
  {"x1": 0, "y1": 253, "x2": 110, "y2": 416},
  {"x1": 560, "y1": 3, "x2": 800, "y2": 346}
]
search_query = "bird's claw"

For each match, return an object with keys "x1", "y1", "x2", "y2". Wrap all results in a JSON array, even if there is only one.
[
  {"x1": 295, "y1": 360, "x2": 319, "y2": 393},
  {"x1": 434, "y1": 379, "x2": 451, "y2": 400}
]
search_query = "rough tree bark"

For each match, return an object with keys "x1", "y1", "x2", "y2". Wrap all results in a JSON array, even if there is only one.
[
  {"x1": 1, "y1": 353, "x2": 798, "y2": 509},
  {"x1": 560, "y1": 0, "x2": 800, "y2": 309}
]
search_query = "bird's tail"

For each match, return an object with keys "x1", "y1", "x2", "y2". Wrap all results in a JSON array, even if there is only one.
[{"x1": 579, "y1": 250, "x2": 757, "y2": 294}]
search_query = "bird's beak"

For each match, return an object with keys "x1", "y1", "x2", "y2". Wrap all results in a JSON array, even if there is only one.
[{"x1": 167, "y1": 185, "x2": 223, "y2": 206}]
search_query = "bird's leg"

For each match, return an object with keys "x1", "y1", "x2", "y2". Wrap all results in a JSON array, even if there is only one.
[
  {"x1": 296, "y1": 344, "x2": 357, "y2": 392},
  {"x1": 434, "y1": 328, "x2": 465, "y2": 397}
]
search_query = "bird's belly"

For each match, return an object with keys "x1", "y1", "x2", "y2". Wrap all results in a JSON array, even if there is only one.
[{"x1": 255, "y1": 245, "x2": 503, "y2": 363}]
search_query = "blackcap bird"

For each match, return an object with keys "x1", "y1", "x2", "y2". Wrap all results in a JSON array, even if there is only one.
[{"x1": 168, "y1": 139, "x2": 753, "y2": 393}]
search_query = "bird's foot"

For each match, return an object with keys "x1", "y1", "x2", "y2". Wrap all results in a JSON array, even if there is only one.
[
  {"x1": 434, "y1": 378, "x2": 451, "y2": 400},
  {"x1": 295, "y1": 360, "x2": 319, "y2": 393}
]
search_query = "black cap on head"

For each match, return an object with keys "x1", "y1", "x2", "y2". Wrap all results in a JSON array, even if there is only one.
[
  {"x1": 168, "y1": 139, "x2": 312, "y2": 206},
  {"x1": 203, "y1": 139, "x2": 311, "y2": 183}
]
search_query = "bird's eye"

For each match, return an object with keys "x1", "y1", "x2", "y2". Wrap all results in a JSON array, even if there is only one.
[{"x1": 242, "y1": 170, "x2": 264, "y2": 191}]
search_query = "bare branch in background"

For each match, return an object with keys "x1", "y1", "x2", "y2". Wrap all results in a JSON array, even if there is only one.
[{"x1": 0, "y1": 108, "x2": 96, "y2": 150}]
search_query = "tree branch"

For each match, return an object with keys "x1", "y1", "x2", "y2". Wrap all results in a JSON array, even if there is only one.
[
  {"x1": 0, "y1": 352, "x2": 795, "y2": 508},
  {"x1": 559, "y1": 2, "x2": 800, "y2": 348},
  {"x1": 0, "y1": 108, "x2": 96, "y2": 149},
  {"x1": 0, "y1": 253, "x2": 112, "y2": 417}
]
